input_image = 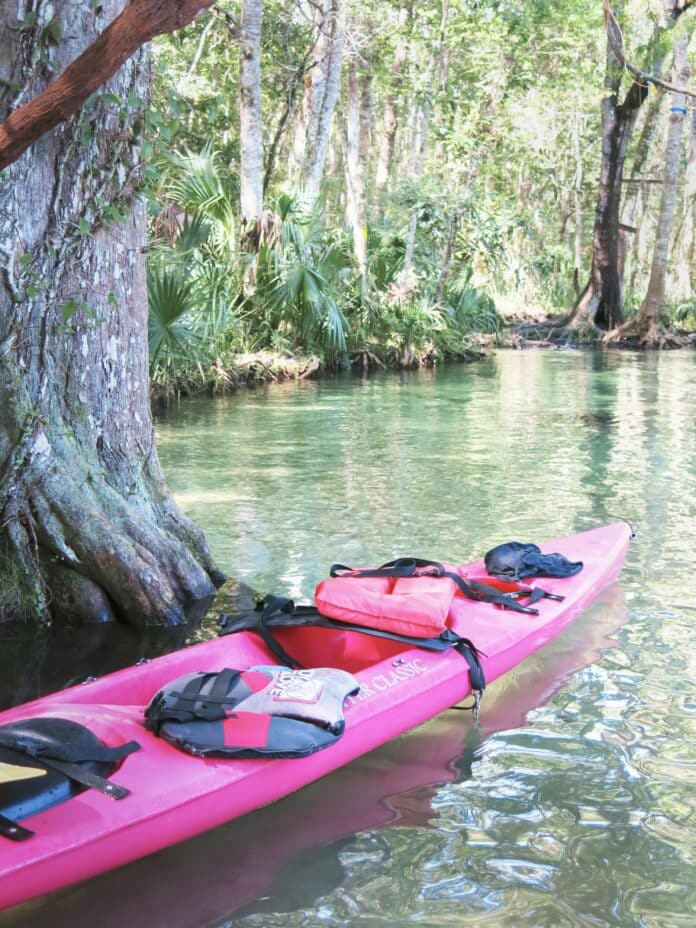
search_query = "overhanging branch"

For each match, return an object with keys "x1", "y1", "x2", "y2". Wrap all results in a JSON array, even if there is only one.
[
  {"x1": 0, "y1": 0, "x2": 215, "y2": 170},
  {"x1": 604, "y1": 0, "x2": 696, "y2": 100}
]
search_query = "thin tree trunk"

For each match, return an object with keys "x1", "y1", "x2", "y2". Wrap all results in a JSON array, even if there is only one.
[
  {"x1": 303, "y1": 0, "x2": 344, "y2": 202},
  {"x1": 263, "y1": 33, "x2": 319, "y2": 192},
  {"x1": 572, "y1": 119, "x2": 584, "y2": 295},
  {"x1": 239, "y1": 0, "x2": 264, "y2": 223},
  {"x1": 634, "y1": 29, "x2": 691, "y2": 342},
  {"x1": 343, "y1": 59, "x2": 367, "y2": 274},
  {"x1": 400, "y1": 99, "x2": 430, "y2": 288},
  {"x1": 0, "y1": 1, "x2": 223, "y2": 624},
  {"x1": 375, "y1": 5, "x2": 410, "y2": 193}
]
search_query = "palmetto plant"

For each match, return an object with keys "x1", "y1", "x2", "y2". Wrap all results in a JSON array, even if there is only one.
[
  {"x1": 147, "y1": 146, "x2": 242, "y2": 376},
  {"x1": 445, "y1": 268, "x2": 503, "y2": 335},
  {"x1": 252, "y1": 194, "x2": 351, "y2": 355},
  {"x1": 147, "y1": 268, "x2": 200, "y2": 378}
]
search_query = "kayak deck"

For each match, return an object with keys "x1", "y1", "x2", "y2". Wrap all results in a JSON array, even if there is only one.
[{"x1": 0, "y1": 522, "x2": 632, "y2": 909}]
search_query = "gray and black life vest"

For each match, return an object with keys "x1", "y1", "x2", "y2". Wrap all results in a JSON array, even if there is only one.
[{"x1": 145, "y1": 666, "x2": 360, "y2": 759}]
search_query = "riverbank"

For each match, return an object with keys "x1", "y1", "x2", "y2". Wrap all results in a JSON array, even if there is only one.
[
  {"x1": 149, "y1": 342, "x2": 489, "y2": 407},
  {"x1": 149, "y1": 319, "x2": 696, "y2": 408}
]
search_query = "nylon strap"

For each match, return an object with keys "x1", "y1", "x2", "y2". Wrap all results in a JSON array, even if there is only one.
[
  {"x1": 220, "y1": 599, "x2": 487, "y2": 692},
  {"x1": 329, "y1": 558, "x2": 540, "y2": 616},
  {"x1": 0, "y1": 734, "x2": 139, "y2": 802},
  {"x1": 0, "y1": 812, "x2": 33, "y2": 842},
  {"x1": 0, "y1": 733, "x2": 140, "y2": 766},
  {"x1": 33, "y1": 756, "x2": 131, "y2": 799}
]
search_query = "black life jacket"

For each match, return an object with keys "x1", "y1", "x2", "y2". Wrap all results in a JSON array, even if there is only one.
[
  {"x1": 145, "y1": 665, "x2": 359, "y2": 759},
  {"x1": 484, "y1": 542, "x2": 583, "y2": 581},
  {"x1": 0, "y1": 717, "x2": 140, "y2": 842}
]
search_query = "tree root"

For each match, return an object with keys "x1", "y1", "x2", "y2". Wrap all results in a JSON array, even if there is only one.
[
  {"x1": 602, "y1": 318, "x2": 691, "y2": 349},
  {"x1": 3, "y1": 446, "x2": 224, "y2": 626}
]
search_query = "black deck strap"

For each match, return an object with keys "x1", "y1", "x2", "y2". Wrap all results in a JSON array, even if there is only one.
[
  {"x1": 34, "y1": 756, "x2": 131, "y2": 800},
  {"x1": 0, "y1": 812, "x2": 33, "y2": 842},
  {"x1": 440, "y1": 629, "x2": 486, "y2": 693},
  {"x1": 445, "y1": 574, "x2": 539, "y2": 615},
  {"x1": 220, "y1": 599, "x2": 454, "y2": 654},
  {"x1": 219, "y1": 597, "x2": 305, "y2": 668},
  {"x1": 330, "y1": 558, "x2": 445, "y2": 579},
  {"x1": 0, "y1": 733, "x2": 139, "y2": 801}
]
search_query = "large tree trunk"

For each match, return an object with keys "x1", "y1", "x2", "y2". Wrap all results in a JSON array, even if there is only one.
[
  {"x1": 619, "y1": 96, "x2": 662, "y2": 277},
  {"x1": 568, "y1": 47, "x2": 647, "y2": 331},
  {"x1": 0, "y1": 1, "x2": 223, "y2": 625},
  {"x1": 568, "y1": 0, "x2": 689, "y2": 333},
  {"x1": 239, "y1": 0, "x2": 264, "y2": 223},
  {"x1": 633, "y1": 29, "x2": 691, "y2": 343}
]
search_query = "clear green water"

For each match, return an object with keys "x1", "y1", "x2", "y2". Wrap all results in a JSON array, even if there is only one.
[{"x1": 4, "y1": 349, "x2": 696, "y2": 927}]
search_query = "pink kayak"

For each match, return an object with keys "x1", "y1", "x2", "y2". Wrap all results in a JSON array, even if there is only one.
[{"x1": 0, "y1": 523, "x2": 632, "y2": 910}]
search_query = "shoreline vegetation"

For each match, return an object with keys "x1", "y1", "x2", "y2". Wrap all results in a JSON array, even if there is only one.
[{"x1": 149, "y1": 327, "x2": 696, "y2": 406}]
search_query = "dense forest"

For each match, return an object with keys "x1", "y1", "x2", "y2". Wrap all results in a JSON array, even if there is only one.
[
  {"x1": 0, "y1": 0, "x2": 695, "y2": 624},
  {"x1": 144, "y1": 0, "x2": 696, "y2": 391}
]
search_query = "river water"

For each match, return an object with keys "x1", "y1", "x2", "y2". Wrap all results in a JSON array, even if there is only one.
[{"x1": 2, "y1": 349, "x2": 695, "y2": 927}]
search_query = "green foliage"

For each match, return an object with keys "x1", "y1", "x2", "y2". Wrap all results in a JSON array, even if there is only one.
[
  {"x1": 142, "y1": 0, "x2": 694, "y2": 384},
  {"x1": 444, "y1": 272, "x2": 504, "y2": 336},
  {"x1": 147, "y1": 268, "x2": 200, "y2": 378}
]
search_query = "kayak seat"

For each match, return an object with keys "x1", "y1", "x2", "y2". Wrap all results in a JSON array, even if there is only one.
[{"x1": 0, "y1": 718, "x2": 140, "y2": 840}]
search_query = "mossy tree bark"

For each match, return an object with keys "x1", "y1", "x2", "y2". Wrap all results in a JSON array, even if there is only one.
[{"x1": 0, "y1": 0, "x2": 224, "y2": 625}]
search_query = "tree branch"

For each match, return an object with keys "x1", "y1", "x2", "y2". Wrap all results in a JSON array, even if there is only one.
[
  {"x1": 0, "y1": 0, "x2": 215, "y2": 170},
  {"x1": 604, "y1": 0, "x2": 696, "y2": 100}
]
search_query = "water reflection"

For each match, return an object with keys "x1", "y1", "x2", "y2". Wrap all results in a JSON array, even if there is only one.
[{"x1": 1, "y1": 350, "x2": 695, "y2": 927}]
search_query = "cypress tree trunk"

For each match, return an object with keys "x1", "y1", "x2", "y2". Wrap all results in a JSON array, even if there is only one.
[
  {"x1": 569, "y1": 59, "x2": 647, "y2": 331},
  {"x1": 634, "y1": 29, "x2": 691, "y2": 343},
  {"x1": 0, "y1": 1, "x2": 224, "y2": 625},
  {"x1": 567, "y1": 0, "x2": 689, "y2": 334}
]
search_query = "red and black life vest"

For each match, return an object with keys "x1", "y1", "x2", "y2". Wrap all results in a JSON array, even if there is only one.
[{"x1": 145, "y1": 665, "x2": 359, "y2": 759}]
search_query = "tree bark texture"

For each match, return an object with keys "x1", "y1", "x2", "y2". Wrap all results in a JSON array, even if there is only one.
[
  {"x1": 343, "y1": 58, "x2": 367, "y2": 274},
  {"x1": 0, "y1": 1, "x2": 224, "y2": 625},
  {"x1": 0, "y1": 0, "x2": 214, "y2": 170},
  {"x1": 239, "y1": 0, "x2": 264, "y2": 223},
  {"x1": 570, "y1": 37, "x2": 647, "y2": 331},
  {"x1": 635, "y1": 28, "x2": 691, "y2": 341},
  {"x1": 291, "y1": 0, "x2": 344, "y2": 202}
]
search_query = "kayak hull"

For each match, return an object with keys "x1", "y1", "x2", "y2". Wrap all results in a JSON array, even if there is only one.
[{"x1": 0, "y1": 522, "x2": 632, "y2": 910}]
